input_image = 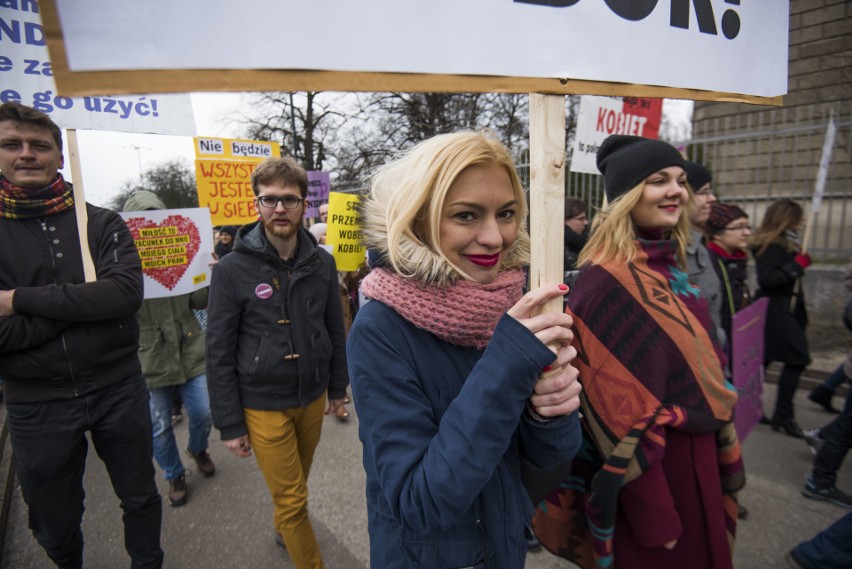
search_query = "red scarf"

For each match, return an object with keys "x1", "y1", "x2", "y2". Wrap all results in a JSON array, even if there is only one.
[
  {"x1": 708, "y1": 242, "x2": 747, "y2": 260},
  {"x1": 0, "y1": 174, "x2": 73, "y2": 220},
  {"x1": 360, "y1": 267, "x2": 525, "y2": 349}
]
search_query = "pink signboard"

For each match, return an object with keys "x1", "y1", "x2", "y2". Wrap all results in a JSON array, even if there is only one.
[{"x1": 730, "y1": 298, "x2": 769, "y2": 442}]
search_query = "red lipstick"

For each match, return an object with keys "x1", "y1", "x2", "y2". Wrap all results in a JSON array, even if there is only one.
[{"x1": 466, "y1": 254, "x2": 500, "y2": 267}]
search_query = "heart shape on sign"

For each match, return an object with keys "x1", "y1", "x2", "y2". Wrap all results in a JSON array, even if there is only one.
[{"x1": 125, "y1": 215, "x2": 201, "y2": 291}]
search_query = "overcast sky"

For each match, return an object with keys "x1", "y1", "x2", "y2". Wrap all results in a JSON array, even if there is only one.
[{"x1": 60, "y1": 94, "x2": 693, "y2": 209}]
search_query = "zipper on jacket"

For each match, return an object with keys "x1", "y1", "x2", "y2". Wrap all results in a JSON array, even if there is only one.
[
  {"x1": 113, "y1": 231, "x2": 119, "y2": 262},
  {"x1": 41, "y1": 220, "x2": 81, "y2": 396}
]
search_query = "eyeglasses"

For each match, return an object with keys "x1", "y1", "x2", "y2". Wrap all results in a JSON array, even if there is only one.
[
  {"x1": 722, "y1": 224, "x2": 751, "y2": 232},
  {"x1": 256, "y1": 196, "x2": 304, "y2": 209},
  {"x1": 694, "y1": 188, "x2": 715, "y2": 197}
]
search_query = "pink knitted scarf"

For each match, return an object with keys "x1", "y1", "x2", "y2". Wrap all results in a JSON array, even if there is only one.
[{"x1": 360, "y1": 267, "x2": 526, "y2": 349}]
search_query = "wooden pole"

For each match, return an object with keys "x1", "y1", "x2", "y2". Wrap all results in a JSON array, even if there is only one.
[
  {"x1": 66, "y1": 129, "x2": 97, "y2": 282},
  {"x1": 528, "y1": 94, "x2": 566, "y2": 315}
]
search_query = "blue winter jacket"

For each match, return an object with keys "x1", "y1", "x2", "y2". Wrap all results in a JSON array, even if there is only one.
[{"x1": 348, "y1": 300, "x2": 582, "y2": 569}]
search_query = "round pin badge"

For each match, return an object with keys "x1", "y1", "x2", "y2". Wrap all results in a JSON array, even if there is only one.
[{"x1": 255, "y1": 283, "x2": 273, "y2": 300}]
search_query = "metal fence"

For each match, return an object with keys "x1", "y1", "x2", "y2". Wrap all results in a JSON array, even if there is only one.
[{"x1": 332, "y1": 101, "x2": 852, "y2": 260}]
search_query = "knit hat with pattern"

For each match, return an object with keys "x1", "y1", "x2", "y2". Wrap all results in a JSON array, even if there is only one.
[{"x1": 705, "y1": 202, "x2": 748, "y2": 236}]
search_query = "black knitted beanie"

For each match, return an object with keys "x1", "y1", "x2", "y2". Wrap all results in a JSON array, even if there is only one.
[
  {"x1": 684, "y1": 160, "x2": 712, "y2": 192},
  {"x1": 596, "y1": 135, "x2": 685, "y2": 202}
]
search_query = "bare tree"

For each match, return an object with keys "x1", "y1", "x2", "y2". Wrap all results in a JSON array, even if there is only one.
[
  {"x1": 107, "y1": 159, "x2": 196, "y2": 211},
  {"x1": 238, "y1": 92, "x2": 349, "y2": 171}
]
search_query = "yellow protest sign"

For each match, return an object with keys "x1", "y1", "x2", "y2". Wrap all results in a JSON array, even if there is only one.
[
  {"x1": 193, "y1": 137, "x2": 280, "y2": 226},
  {"x1": 325, "y1": 192, "x2": 365, "y2": 272}
]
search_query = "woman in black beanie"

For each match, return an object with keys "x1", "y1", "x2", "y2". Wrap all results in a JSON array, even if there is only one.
[
  {"x1": 214, "y1": 225, "x2": 238, "y2": 259},
  {"x1": 534, "y1": 135, "x2": 742, "y2": 569}
]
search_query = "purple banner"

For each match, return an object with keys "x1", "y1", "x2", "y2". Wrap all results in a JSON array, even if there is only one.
[
  {"x1": 730, "y1": 298, "x2": 769, "y2": 442},
  {"x1": 305, "y1": 171, "x2": 331, "y2": 218}
]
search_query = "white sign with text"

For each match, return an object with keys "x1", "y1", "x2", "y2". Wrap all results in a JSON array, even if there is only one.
[
  {"x1": 52, "y1": 0, "x2": 788, "y2": 98},
  {"x1": 2, "y1": 4, "x2": 196, "y2": 134}
]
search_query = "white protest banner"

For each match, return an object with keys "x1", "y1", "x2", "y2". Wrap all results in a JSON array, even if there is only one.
[
  {"x1": 570, "y1": 96, "x2": 663, "y2": 174},
  {"x1": 46, "y1": 0, "x2": 787, "y2": 101},
  {"x1": 305, "y1": 171, "x2": 330, "y2": 219},
  {"x1": 120, "y1": 208, "x2": 214, "y2": 299},
  {"x1": 1, "y1": 3, "x2": 196, "y2": 135},
  {"x1": 810, "y1": 114, "x2": 837, "y2": 214}
]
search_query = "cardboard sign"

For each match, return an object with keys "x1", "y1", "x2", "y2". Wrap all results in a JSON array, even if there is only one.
[
  {"x1": 120, "y1": 208, "x2": 214, "y2": 299},
  {"x1": 50, "y1": 0, "x2": 788, "y2": 99},
  {"x1": 305, "y1": 171, "x2": 330, "y2": 219},
  {"x1": 325, "y1": 192, "x2": 365, "y2": 272},
  {"x1": 730, "y1": 298, "x2": 769, "y2": 442},
  {"x1": 194, "y1": 137, "x2": 281, "y2": 226}
]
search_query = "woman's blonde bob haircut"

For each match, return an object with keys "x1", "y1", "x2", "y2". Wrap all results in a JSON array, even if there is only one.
[
  {"x1": 578, "y1": 181, "x2": 693, "y2": 268},
  {"x1": 360, "y1": 131, "x2": 529, "y2": 286}
]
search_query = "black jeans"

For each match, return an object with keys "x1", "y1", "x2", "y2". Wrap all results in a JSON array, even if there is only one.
[
  {"x1": 812, "y1": 389, "x2": 852, "y2": 490},
  {"x1": 771, "y1": 363, "x2": 805, "y2": 422},
  {"x1": 7, "y1": 374, "x2": 163, "y2": 569}
]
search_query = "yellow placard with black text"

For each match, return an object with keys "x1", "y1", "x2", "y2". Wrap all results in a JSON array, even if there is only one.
[
  {"x1": 194, "y1": 137, "x2": 280, "y2": 226},
  {"x1": 325, "y1": 192, "x2": 365, "y2": 272}
]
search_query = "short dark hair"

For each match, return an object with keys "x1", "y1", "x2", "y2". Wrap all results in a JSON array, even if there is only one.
[
  {"x1": 564, "y1": 198, "x2": 587, "y2": 220},
  {"x1": 250, "y1": 156, "x2": 308, "y2": 198},
  {"x1": 0, "y1": 102, "x2": 63, "y2": 153}
]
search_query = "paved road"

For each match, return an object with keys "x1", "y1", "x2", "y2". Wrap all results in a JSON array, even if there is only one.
[{"x1": 3, "y1": 382, "x2": 850, "y2": 569}]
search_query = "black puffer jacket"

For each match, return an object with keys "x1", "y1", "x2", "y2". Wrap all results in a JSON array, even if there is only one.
[
  {"x1": 0, "y1": 205, "x2": 144, "y2": 403},
  {"x1": 206, "y1": 221, "x2": 349, "y2": 440}
]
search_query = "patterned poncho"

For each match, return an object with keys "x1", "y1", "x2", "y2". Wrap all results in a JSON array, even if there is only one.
[{"x1": 533, "y1": 238, "x2": 745, "y2": 569}]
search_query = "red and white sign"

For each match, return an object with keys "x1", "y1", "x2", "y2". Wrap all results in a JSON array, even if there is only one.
[
  {"x1": 120, "y1": 208, "x2": 214, "y2": 299},
  {"x1": 570, "y1": 96, "x2": 663, "y2": 175}
]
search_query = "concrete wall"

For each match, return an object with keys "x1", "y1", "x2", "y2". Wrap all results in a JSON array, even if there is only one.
[{"x1": 801, "y1": 264, "x2": 852, "y2": 353}]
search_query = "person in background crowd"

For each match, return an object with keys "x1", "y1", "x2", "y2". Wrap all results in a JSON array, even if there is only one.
[
  {"x1": 318, "y1": 202, "x2": 329, "y2": 223},
  {"x1": 206, "y1": 156, "x2": 348, "y2": 568},
  {"x1": 124, "y1": 190, "x2": 217, "y2": 508},
  {"x1": 563, "y1": 197, "x2": 589, "y2": 272},
  {"x1": 0, "y1": 101, "x2": 163, "y2": 568},
  {"x1": 704, "y1": 201, "x2": 754, "y2": 521},
  {"x1": 704, "y1": 202, "x2": 753, "y2": 356},
  {"x1": 308, "y1": 221, "x2": 352, "y2": 422},
  {"x1": 349, "y1": 131, "x2": 582, "y2": 569},
  {"x1": 750, "y1": 199, "x2": 811, "y2": 438},
  {"x1": 214, "y1": 225, "x2": 238, "y2": 259},
  {"x1": 785, "y1": 511, "x2": 852, "y2": 569},
  {"x1": 684, "y1": 160, "x2": 725, "y2": 347},
  {"x1": 534, "y1": 135, "x2": 743, "y2": 569},
  {"x1": 800, "y1": 260, "x2": 852, "y2": 509}
]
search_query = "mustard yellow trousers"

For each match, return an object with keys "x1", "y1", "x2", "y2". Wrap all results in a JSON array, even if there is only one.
[{"x1": 244, "y1": 393, "x2": 325, "y2": 569}]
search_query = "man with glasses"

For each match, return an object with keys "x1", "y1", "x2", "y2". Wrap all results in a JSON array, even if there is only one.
[{"x1": 206, "y1": 156, "x2": 349, "y2": 568}]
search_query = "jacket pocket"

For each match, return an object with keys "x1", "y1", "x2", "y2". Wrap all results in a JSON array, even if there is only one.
[
  {"x1": 399, "y1": 539, "x2": 492, "y2": 569},
  {"x1": 399, "y1": 522, "x2": 493, "y2": 569},
  {"x1": 138, "y1": 326, "x2": 161, "y2": 352},
  {"x1": 245, "y1": 333, "x2": 270, "y2": 383}
]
